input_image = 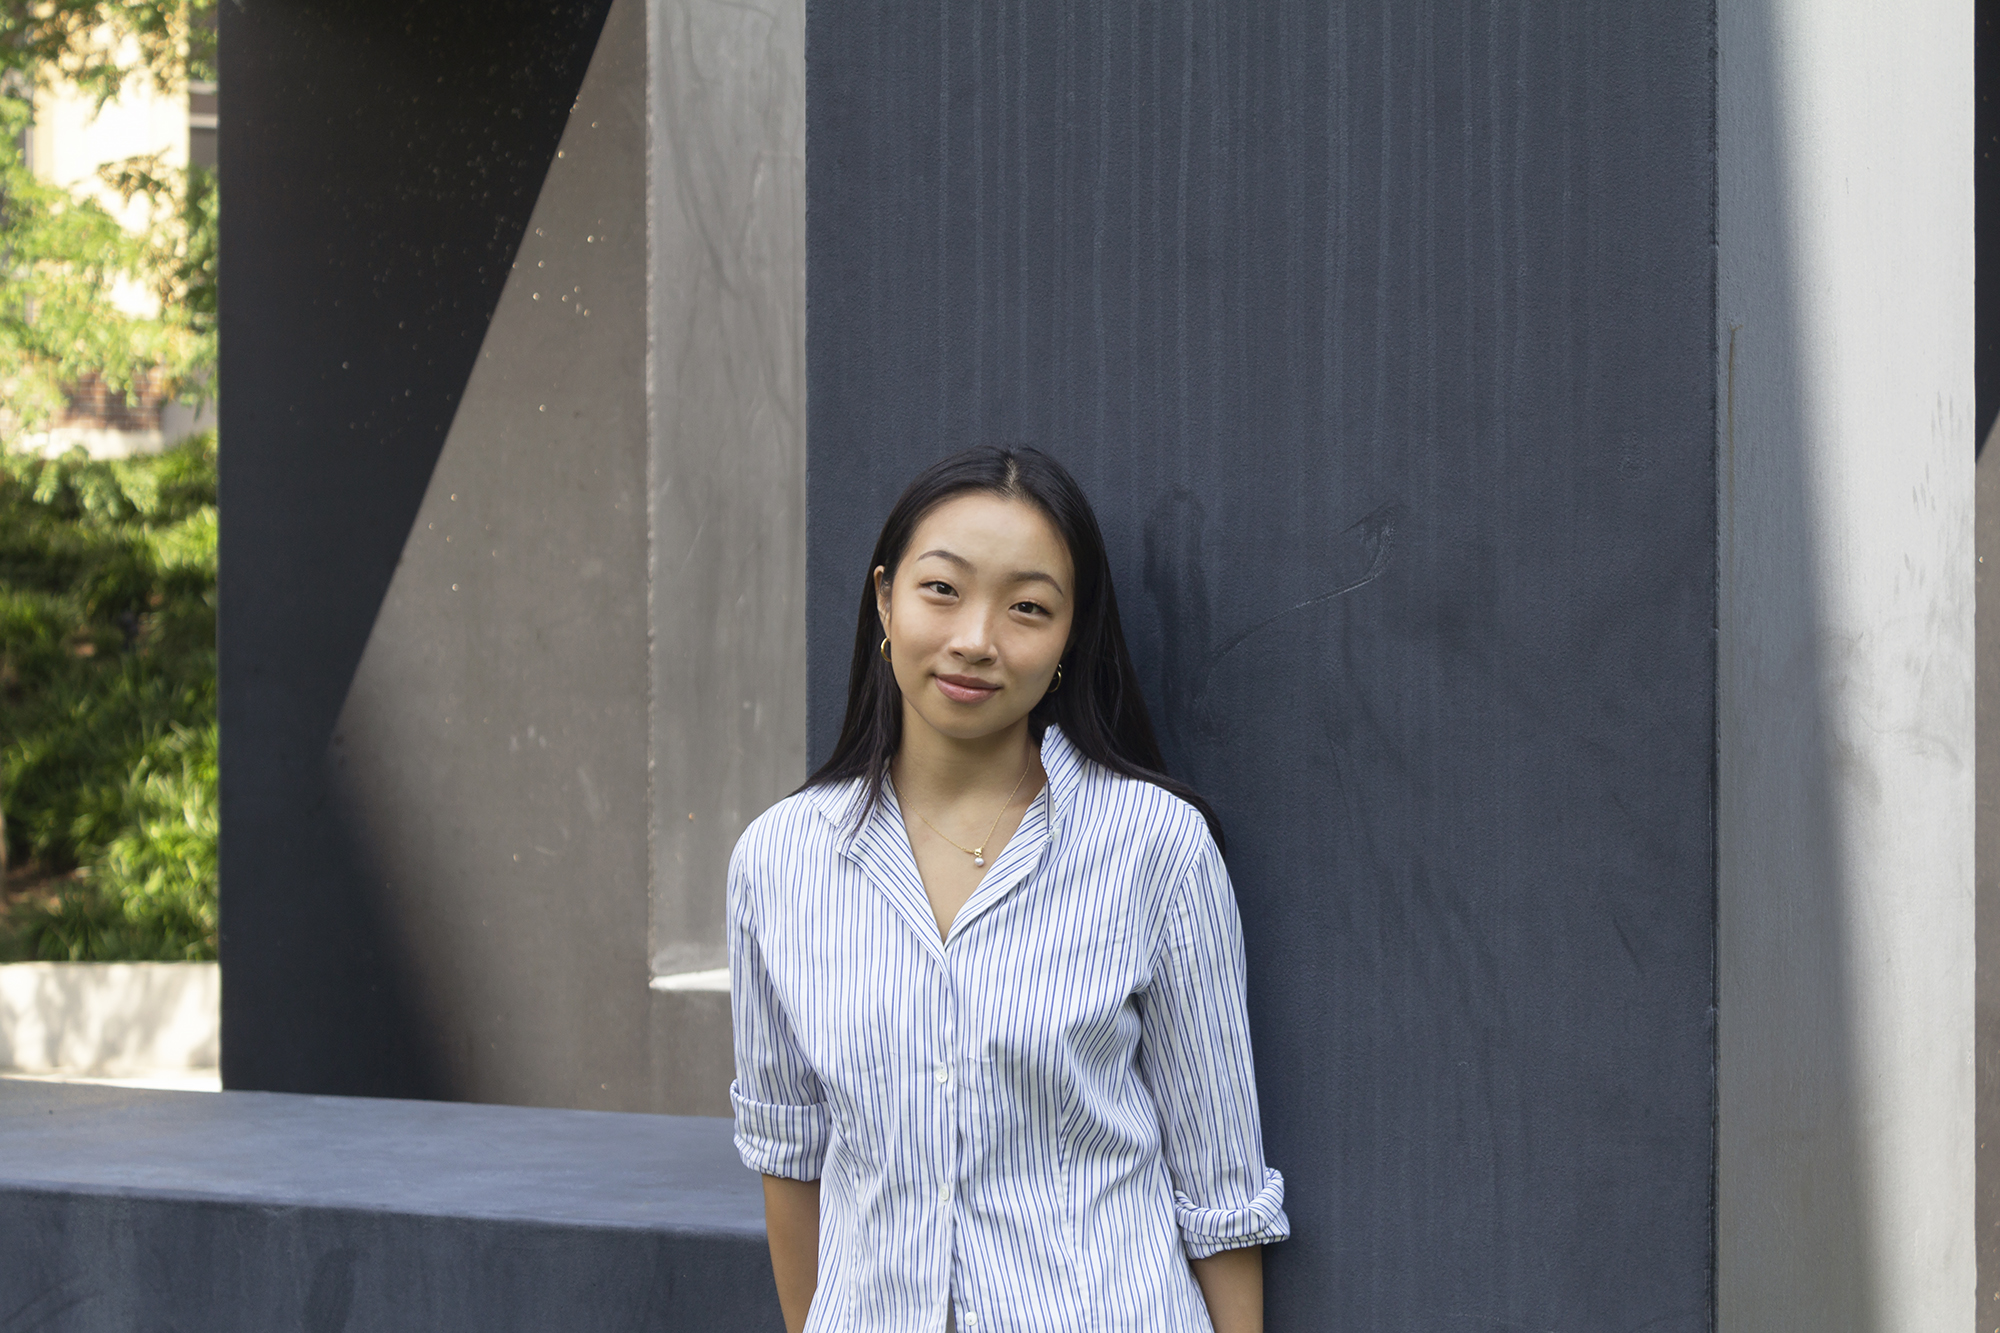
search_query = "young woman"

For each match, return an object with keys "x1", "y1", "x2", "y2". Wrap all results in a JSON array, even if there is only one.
[{"x1": 728, "y1": 448, "x2": 1287, "y2": 1333}]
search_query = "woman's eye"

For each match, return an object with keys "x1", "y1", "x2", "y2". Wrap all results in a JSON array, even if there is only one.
[
  {"x1": 922, "y1": 581, "x2": 955, "y2": 596},
  {"x1": 1013, "y1": 601, "x2": 1048, "y2": 616}
]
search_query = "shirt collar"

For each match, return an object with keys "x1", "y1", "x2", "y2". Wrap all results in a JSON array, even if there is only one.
[
  {"x1": 805, "y1": 722, "x2": 1088, "y2": 848},
  {"x1": 1035, "y1": 722, "x2": 1084, "y2": 843}
]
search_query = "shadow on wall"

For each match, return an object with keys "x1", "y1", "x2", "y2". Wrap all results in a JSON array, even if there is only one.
[
  {"x1": 1715, "y1": 0, "x2": 1965, "y2": 1326},
  {"x1": 1975, "y1": 3, "x2": 2000, "y2": 1328},
  {"x1": 320, "y1": 0, "x2": 653, "y2": 1114},
  {"x1": 218, "y1": 0, "x2": 617, "y2": 1103}
]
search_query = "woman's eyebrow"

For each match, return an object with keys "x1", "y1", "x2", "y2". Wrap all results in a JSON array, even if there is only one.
[
  {"x1": 1009, "y1": 570, "x2": 1066, "y2": 595},
  {"x1": 914, "y1": 549, "x2": 1066, "y2": 596}
]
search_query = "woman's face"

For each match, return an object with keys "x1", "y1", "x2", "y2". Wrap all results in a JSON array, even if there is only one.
[{"x1": 876, "y1": 492, "x2": 1076, "y2": 746}]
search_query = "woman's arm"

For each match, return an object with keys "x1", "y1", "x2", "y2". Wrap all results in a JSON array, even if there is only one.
[
  {"x1": 762, "y1": 1174, "x2": 821, "y2": 1333},
  {"x1": 1135, "y1": 837, "x2": 1290, "y2": 1323},
  {"x1": 1190, "y1": 1244, "x2": 1263, "y2": 1333}
]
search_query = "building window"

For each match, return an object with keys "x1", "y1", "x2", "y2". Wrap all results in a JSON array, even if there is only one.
[{"x1": 188, "y1": 80, "x2": 216, "y2": 171}]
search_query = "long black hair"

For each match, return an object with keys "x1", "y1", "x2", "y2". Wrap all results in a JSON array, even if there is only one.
[{"x1": 804, "y1": 446, "x2": 1224, "y2": 850}]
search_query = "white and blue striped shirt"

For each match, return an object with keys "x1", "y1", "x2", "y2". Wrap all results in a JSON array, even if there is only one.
[{"x1": 728, "y1": 723, "x2": 1289, "y2": 1332}]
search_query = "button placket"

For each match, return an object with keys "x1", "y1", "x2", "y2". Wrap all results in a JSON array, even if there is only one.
[
  {"x1": 939, "y1": 960, "x2": 958, "y2": 1210},
  {"x1": 936, "y1": 959, "x2": 957, "y2": 1236}
]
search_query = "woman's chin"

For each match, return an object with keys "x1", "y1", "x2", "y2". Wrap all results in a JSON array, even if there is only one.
[{"x1": 908, "y1": 700, "x2": 1030, "y2": 746}]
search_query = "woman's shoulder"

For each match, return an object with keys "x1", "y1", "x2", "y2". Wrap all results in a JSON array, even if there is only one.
[
  {"x1": 731, "y1": 779, "x2": 864, "y2": 870},
  {"x1": 1066, "y1": 753, "x2": 1215, "y2": 856}
]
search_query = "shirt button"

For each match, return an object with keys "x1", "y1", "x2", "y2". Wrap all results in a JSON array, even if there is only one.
[
  {"x1": 938, "y1": 1182, "x2": 951, "y2": 1205},
  {"x1": 935, "y1": 1062, "x2": 950, "y2": 1084},
  {"x1": 964, "y1": 1313, "x2": 978, "y2": 1328}
]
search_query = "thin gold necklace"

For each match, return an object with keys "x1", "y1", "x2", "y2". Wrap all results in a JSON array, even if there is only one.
[{"x1": 914, "y1": 757, "x2": 1034, "y2": 868}]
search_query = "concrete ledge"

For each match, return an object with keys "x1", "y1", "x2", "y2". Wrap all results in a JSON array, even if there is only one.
[
  {"x1": 0, "y1": 962, "x2": 219, "y2": 1075},
  {"x1": 0, "y1": 1081, "x2": 779, "y2": 1331}
]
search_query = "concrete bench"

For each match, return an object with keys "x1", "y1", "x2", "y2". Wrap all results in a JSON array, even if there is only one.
[{"x1": 0, "y1": 1081, "x2": 779, "y2": 1331}]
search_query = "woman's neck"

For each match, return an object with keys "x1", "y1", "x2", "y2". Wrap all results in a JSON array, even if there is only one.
[{"x1": 891, "y1": 706, "x2": 1041, "y2": 808}]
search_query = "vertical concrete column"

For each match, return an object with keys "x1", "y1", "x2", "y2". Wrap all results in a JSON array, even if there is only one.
[
  {"x1": 640, "y1": 0, "x2": 807, "y2": 1109},
  {"x1": 645, "y1": 0, "x2": 808, "y2": 983},
  {"x1": 1717, "y1": 2, "x2": 1974, "y2": 1328}
]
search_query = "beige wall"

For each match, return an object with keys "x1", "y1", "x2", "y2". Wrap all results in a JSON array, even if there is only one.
[
  {"x1": 21, "y1": 54, "x2": 201, "y2": 459},
  {"x1": 29, "y1": 62, "x2": 188, "y2": 318}
]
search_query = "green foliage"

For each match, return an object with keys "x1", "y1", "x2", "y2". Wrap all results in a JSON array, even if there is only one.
[
  {"x1": 0, "y1": 0, "x2": 218, "y2": 443},
  {"x1": 0, "y1": 1, "x2": 215, "y2": 105},
  {"x1": 101, "y1": 149, "x2": 215, "y2": 346},
  {"x1": 0, "y1": 432, "x2": 217, "y2": 961},
  {"x1": 0, "y1": 1, "x2": 220, "y2": 960}
]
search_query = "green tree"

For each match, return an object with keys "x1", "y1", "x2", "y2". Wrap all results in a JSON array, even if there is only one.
[
  {"x1": 0, "y1": 0, "x2": 216, "y2": 442},
  {"x1": 0, "y1": 1, "x2": 218, "y2": 960}
]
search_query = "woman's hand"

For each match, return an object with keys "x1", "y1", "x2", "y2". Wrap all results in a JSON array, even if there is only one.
[
  {"x1": 1190, "y1": 1244, "x2": 1264, "y2": 1333},
  {"x1": 762, "y1": 1174, "x2": 822, "y2": 1333}
]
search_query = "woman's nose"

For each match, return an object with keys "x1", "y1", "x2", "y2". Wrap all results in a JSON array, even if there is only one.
[{"x1": 947, "y1": 609, "x2": 999, "y2": 663}]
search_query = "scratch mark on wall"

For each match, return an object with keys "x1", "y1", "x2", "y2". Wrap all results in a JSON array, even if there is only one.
[
  {"x1": 1202, "y1": 499, "x2": 1403, "y2": 676},
  {"x1": 1144, "y1": 488, "x2": 1402, "y2": 743}
]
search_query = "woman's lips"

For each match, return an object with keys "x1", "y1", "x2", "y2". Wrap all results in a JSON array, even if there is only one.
[{"x1": 934, "y1": 675, "x2": 1001, "y2": 704}]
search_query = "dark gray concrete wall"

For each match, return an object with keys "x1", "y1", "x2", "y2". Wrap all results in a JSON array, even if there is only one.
[
  {"x1": 220, "y1": 0, "x2": 736, "y2": 1114},
  {"x1": 806, "y1": 5, "x2": 1716, "y2": 1328}
]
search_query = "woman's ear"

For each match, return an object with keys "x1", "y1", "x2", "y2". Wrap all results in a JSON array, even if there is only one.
[{"x1": 873, "y1": 565, "x2": 892, "y2": 632}]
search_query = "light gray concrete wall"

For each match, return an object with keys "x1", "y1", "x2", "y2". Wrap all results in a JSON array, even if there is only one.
[
  {"x1": 645, "y1": 0, "x2": 807, "y2": 982},
  {"x1": 1717, "y1": 1, "x2": 1974, "y2": 1328},
  {"x1": 1979, "y1": 417, "x2": 2000, "y2": 1333}
]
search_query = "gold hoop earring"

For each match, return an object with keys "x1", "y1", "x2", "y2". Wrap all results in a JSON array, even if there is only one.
[
  {"x1": 880, "y1": 636, "x2": 892, "y2": 663},
  {"x1": 1046, "y1": 663, "x2": 1063, "y2": 694}
]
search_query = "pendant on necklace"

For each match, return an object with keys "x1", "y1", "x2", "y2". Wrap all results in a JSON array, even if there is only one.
[{"x1": 973, "y1": 852, "x2": 985, "y2": 867}]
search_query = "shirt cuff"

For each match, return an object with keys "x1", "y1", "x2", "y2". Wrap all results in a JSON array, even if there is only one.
[
  {"x1": 1174, "y1": 1167, "x2": 1291, "y2": 1260},
  {"x1": 730, "y1": 1080, "x2": 830, "y2": 1180}
]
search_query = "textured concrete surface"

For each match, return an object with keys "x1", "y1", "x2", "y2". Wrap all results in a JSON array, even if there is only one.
[
  {"x1": 0, "y1": 1081, "x2": 776, "y2": 1331},
  {"x1": 1716, "y1": 2, "x2": 1974, "y2": 1329},
  {"x1": 220, "y1": 0, "x2": 740, "y2": 1116},
  {"x1": 213, "y1": 0, "x2": 1975, "y2": 1319},
  {"x1": 647, "y1": 0, "x2": 808, "y2": 980},
  {"x1": 1979, "y1": 417, "x2": 1999, "y2": 1333},
  {"x1": 318, "y1": 0, "x2": 655, "y2": 1110},
  {"x1": 807, "y1": 4, "x2": 1716, "y2": 1328},
  {"x1": 1978, "y1": 12, "x2": 1998, "y2": 1331},
  {"x1": 219, "y1": 0, "x2": 622, "y2": 1103}
]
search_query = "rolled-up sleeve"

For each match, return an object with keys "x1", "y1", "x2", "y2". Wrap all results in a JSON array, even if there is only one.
[
  {"x1": 1136, "y1": 835, "x2": 1291, "y2": 1260},
  {"x1": 728, "y1": 843, "x2": 829, "y2": 1180}
]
